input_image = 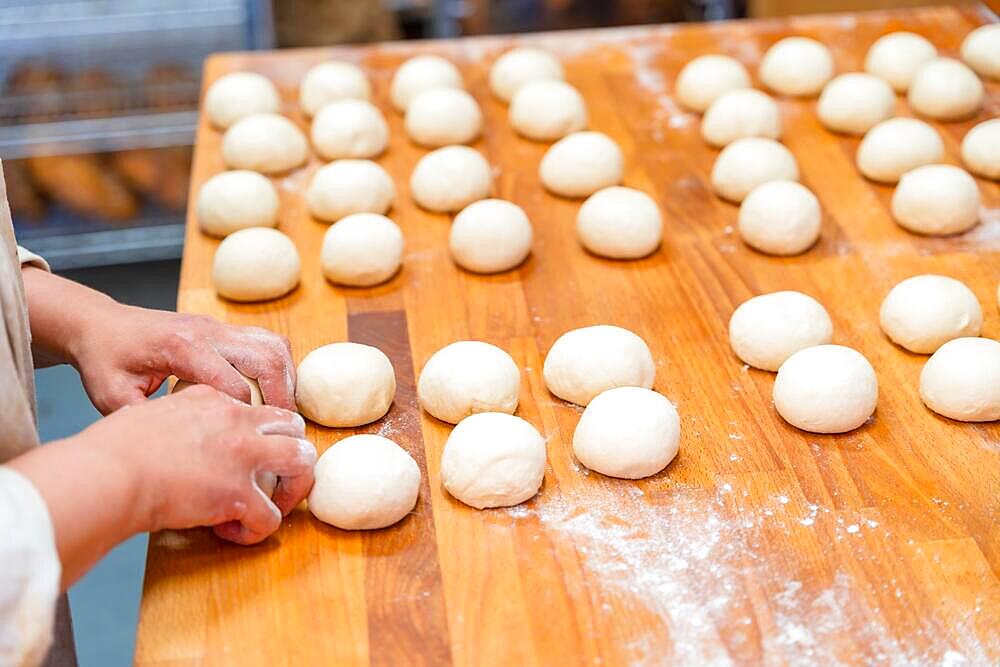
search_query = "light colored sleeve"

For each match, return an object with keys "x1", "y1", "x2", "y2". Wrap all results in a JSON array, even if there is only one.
[
  {"x1": 0, "y1": 466, "x2": 61, "y2": 667},
  {"x1": 15, "y1": 247, "x2": 49, "y2": 273}
]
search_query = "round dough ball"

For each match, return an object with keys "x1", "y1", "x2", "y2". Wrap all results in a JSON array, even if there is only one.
[
  {"x1": 308, "y1": 435, "x2": 419, "y2": 530},
  {"x1": 738, "y1": 180, "x2": 821, "y2": 256},
  {"x1": 759, "y1": 37, "x2": 835, "y2": 97},
  {"x1": 296, "y1": 342, "x2": 395, "y2": 427},
  {"x1": 908, "y1": 57, "x2": 984, "y2": 121},
  {"x1": 891, "y1": 164, "x2": 980, "y2": 236},
  {"x1": 817, "y1": 73, "x2": 896, "y2": 135},
  {"x1": 417, "y1": 341, "x2": 520, "y2": 424},
  {"x1": 701, "y1": 88, "x2": 781, "y2": 148},
  {"x1": 306, "y1": 159, "x2": 395, "y2": 223},
  {"x1": 576, "y1": 186, "x2": 662, "y2": 259},
  {"x1": 489, "y1": 47, "x2": 565, "y2": 103},
  {"x1": 728, "y1": 291, "x2": 833, "y2": 371},
  {"x1": 390, "y1": 54, "x2": 463, "y2": 112},
  {"x1": 299, "y1": 61, "x2": 371, "y2": 117},
  {"x1": 440, "y1": 413, "x2": 545, "y2": 509},
  {"x1": 864, "y1": 31, "x2": 937, "y2": 92},
  {"x1": 197, "y1": 170, "x2": 279, "y2": 237},
  {"x1": 204, "y1": 72, "x2": 281, "y2": 129},
  {"x1": 221, "y1": 113, "x2": 308, "y2": 174},
  {"x1": 773, "y1": 345, "x2": 878, "y2": 434},
  {"x1": 321, "y1": 213, "x2": 403, "y2": 287},
  {"x1": 710, "y1": 137, "x2": 799, "y2": 203},
  {"x1": 509, "y1": 80, "x2": 587, "y2": 141},
  {"x1": 961, "y1": 118, "x2": 1000, "y2": 180},
  {"x1": 961, "y1": 24, "x2": 1000, "y2": 80},
  {"x1": 879, "y1": 275, "x2": 982, "y2": 354},
  {"x1": 310, "y1": 99, "x2": 388, "y2": 161},
  {"x1": 920, "y1": 337, "x2": 1000, "y2": 422},
  {"x1": 856, "y1": 118, "x2": 943, "y2": 184},
  {"x1": 212, "y1": 227, "x2": 300, "y2": 302},
  {"x1": 405, "y1": 88, "x2": 483, "y2": 147},
  {"x1": 539, "y1": 131, "x2": 623, "y2": 198},
  {"x1": 674, "y1": 55, "x2": 751, "y2": 113},
  {"x1": 410, "y1": 146, "x2": 492, "y2": 213},
  {"x1": 543, "y1": 325, "x2": 655, "y2": 406},
  {"x1": 449, "y1": 199, "x2": 532, "y2": 273}
]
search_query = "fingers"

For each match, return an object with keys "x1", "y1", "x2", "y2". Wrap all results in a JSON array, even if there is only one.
[
  {"x1": 213, "y1": 486, "x2": 282, "y2": 545},
  {"x1": 169, "y1": 339, "x2": 253, "y2": 404},
  {"x1": 218, "y1": 328, "x2": 296, "y2": 411},
  {"x1": 252, "y1": 435, "x2": 316, "y2": 477},
  {"x1": 253, "y1": 408, "x2": 306, "y2": 438},
  {"x1": 271, "y1": 471, "x2": 315, "y2": 517}
]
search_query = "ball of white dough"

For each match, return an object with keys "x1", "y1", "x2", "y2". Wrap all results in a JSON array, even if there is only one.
[
  {"x1": 738, "y1": 180, "x2": 821, "y2": 256},
  {"x1": 759, "y1": 37, "x2": 834, "y2": 97},
  {"x1": 908, "y1": 57, "x2": 984, "y2": 121},
  {"x1": 450, "y1": 199, "x2": 532, "y2": 273},
  {"x1": 306, "y1": 159, "x2": 395, "y2": 223},
  {"x1": 920, "y1": 337, "x2": 1000, "y2": 422},
  {"x1": 710, "y1": 137, "x2": 799, "y2": 203},
  {"x1": 856, "y1": 118, "x2": 943, "y2": 184},
  {"x1": 864, "y1": 31, "x2": 937, "y2": 92},
  {"x1": 197, "y1": 170, "x2": 279, "y2": 237},
  {"x1": 321, "y1": 213, "x2": 403, "y2": 287},
  {"x1": 773, "y1": 345, "x2": 878, "y2": 433},
  {"x1": 441, "y1": 413, "x2": 545, "y2": 509},
  {"x1": 577, "y1": 186, "x2": 662, "y2": 259},
  {"x1": 674, "y1": 55, "x2": 751, "y2": 113},
  {"x1": 817, "y1": 73, "x2": 896, "y2": 135},
  {"x1": 212, "y1": 228, "x2": 299, "y2": 302},
  {"x1": 405, "y1": 88, "x2": 483, "y2": 147},
  {"x1": 205, "y1": 72, "x2": 281, "y2": 129},
  {"x1": 489, "y1": 47, "x2": 565, "y2": 103},
  {"x1": 879, "y1": 275, "x2": 982, "y2": 354},
  {"x1": 509, "y1": 80, "x2": 587, "y2": 141},
  {"x1": 701, "y1": 89, "x2": 781, "y2": 148},
  {"x1": 296, "y1": 342, "x2": 395, "y2": 427},
  {"x1": 961, "y1": 119, "x2": 1000, "y2": 180},
  {"x1": 308, "y1": 435, "x2": 419, "y2": 530},
  {"x1": 961, "y1": 24, "x2": 1000, "y2": 81},
  {"x1": 891, "y1": 164, "x2": 981, "y2": 236},
  {"x1": 417, "y1": 341, "x2": 520, "y2": 424},
  {"x1": 390, "y1": 54, "x2": 463, "y2": 112},
  {"x1": 299, "y1": 61, "x2": 371, "y2": 117},
  {"x1": 540, "y1": 131, "x2": 623, "y2": 198},
  {"x1": 410, "y1": 146, "x2": 492, "y2": 213},
  {"x1": 310, "y1": 99, "x2": 388, "y2": 161},
  {"x1": 543, "y1": 325, "x2": 655, "y2": 406},
  {"x1": 729, "y1": 291, "x2": 833, "y2": 371},
  {"x1": 222, "y1": 113, "x2": 308, "y2": 174}
]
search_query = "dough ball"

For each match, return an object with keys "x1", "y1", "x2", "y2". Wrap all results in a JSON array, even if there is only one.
[
  {"x1": 864, "y1": 31, "x2": 937, "y2": 92},
  {"x1": 891, "y1": 164, "x2": 980, "y2": 236},
  {"x1": 817, "y1": 73, "x2": 896, "y2": 135},
  {"x1": 543, "y1": 325, "x2": 655, "y2": 406},
  {"x1": 674, "y1": 55, "x2": 751, "y2": 113},
  {"x1": 856, "y1": 118, "x2": 943, "y2": 184},
  {"x1": 759, "y1": 37, "x2": 835, "y2": 97},
  {"x1": 296, "y1": 342, "x2": 395, "y2": 427},
  {"x1": 299, "y1": 61, "x2": 371, "y2": 117},
  {"x1": 701, "y1": 88, "x2": 781, "y2": 148},
  {"x1": 539, "y1": 131, "x2": 623, "y2": 198},
  {"x1": 212, "y1": 227, "x2": 300, "y2": 302},
  {"x1": 710, "y1": 137, "x2": 799, "y2": 203},
  {"x1": 308, "y1": 435, "x2": 419, "y2": 530},
  {"x1": 221, "y1": 113, "x2": 308, "y2": 174},
  {"x1": 728, "y1": 290, "x2": 833, "y2": 371},
  {"x1": 405, "y1": 88, "x2": 483, "y2": 147},
  {"x1": 920, "y1": 337, "x2": 1000, "y2": 422},
  {"x1": 908, "y1": 57, "x2": 984, "y2": 121},
  {"x1": 310, "y1": 99, "x2": 388, "y2": 161},
  {"x1": 773, "y1": 345, "x2": 878, "y2": 434},
  {"x1": 410, "y1": 146, "x2": 492, "y2": 212},
  {"x1": 321, "y1": 213, "x2": 403, "y2": 287},
  {"x1": 450, "y1": 199, "x2": 532, "y2": 273},
  {"x1": 961, "y1": 24, "x2": 1000, "y2": 80},
  {"x1": 509, "y1": 80, "x2": 587, "y2": 141},
  {"x1": 306, "y1": 159, "x2": 395, "y2": 223},
  {"x1": 440, "y1": 413, "x2": 545, "y2": 509},
  {"x1": 879, "y1": 275, "x2": 982, "y2": 354},
  {"x1": 961, "y1": 118, "x2": 1000, "y2": 180},
  {"x1": 738, "y1": 180, "x2": 821, "y2": 256},
  {"x1": 390, "y1": 54, "x2": 463, "y2": 112},
  {"x1": 205, "y1": 72, "x2": 281, "y2": 129},
  {"x1": 489, "y1": 47, "x2": 565, "y2": 103},
  {"x1": 417, "y1": 341, "x2": 520, "y2": 424},
  {"x1": 576, "y1": 186, "x2": 662, "y2": 259},
  {"x1": 197, "y1": 170, "x2": 279, "y2": 237}
]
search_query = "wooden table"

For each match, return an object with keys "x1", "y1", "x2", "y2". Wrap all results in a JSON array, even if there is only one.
[{"x1": 135, "y1": 5, "x2": 1000, "y2": 665}]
